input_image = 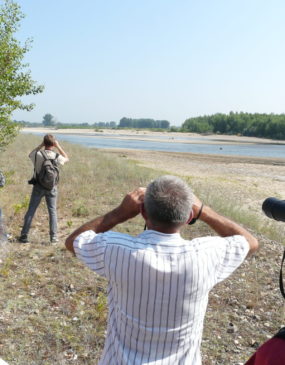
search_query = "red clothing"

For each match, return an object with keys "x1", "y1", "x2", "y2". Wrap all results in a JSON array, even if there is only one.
[{"x1": 245, "y1": 338, "x2": 285, "y2": 365}]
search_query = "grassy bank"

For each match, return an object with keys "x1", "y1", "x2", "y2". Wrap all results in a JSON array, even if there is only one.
[{"x1": 0, "y1": 134, "x2": 284, "y2": 364}]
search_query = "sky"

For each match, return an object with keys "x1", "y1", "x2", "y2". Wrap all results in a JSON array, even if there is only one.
[{"x1": 10, "y1": 0, "x2": 285, "y2": 126}]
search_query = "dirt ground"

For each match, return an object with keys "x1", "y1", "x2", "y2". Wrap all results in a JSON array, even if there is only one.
[{"x1": 104, "y1": 148, "x2": 285, "y2": 198}]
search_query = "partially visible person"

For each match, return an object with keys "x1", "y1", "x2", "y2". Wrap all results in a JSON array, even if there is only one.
[
  {"x1": 19, "y1": 135, "x2": 69, "y2": 243},
  {"x1": 245, "y1": 197, "x2": 285, "y2": 365},
  {"x1": 0, "y1": 170, "x2": 6, "y2": 239},
  {"x1": 0, "y1": 172, "x2": 9, "y2": 365},
  {"x1": 245, "y1": 327, "x2": 285, "y2": 365},
  {"x1": 0, "y1": 207, "x2": 6, "y2": 243},
  {"x1": 0, "y1": 170, "x2": 5, "y2": 188},
  {"x1": 0, "y1": 175, "x2": 10, "y2": 365},
  {"x1": 65, "y1": 175, "x2": 258, "y2": 365}
]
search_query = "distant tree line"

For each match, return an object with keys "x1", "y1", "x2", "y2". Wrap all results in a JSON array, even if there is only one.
[
  {"x1": 18, "y1": 115, "x2": 171, "y2": 130},
  {"x1": 16, "y1": 114, "x2": 118, "y2": 129},
  {"x1": 16, "y1": 120, "x2": 41, "y2": 128},
  {"x1": 18, "y1": 112, "x2": 285, "y2": 139},
  {"x1": 56, "y1": 121, "x2": 117, "y2": 129},
  {"x1": 94, "y1": 121, "x2": 116, "y2": 128},
  {"x1": 119, "y1": 117, "x2": 170, "y2": 129},
  {"x1": 182, "y1": 112, "x2": 285, "y2": 140}
]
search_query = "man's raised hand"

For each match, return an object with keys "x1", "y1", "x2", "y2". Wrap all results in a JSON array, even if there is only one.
[{"x1": 116, "y1": 187, "x2": 146, "y2": 222}]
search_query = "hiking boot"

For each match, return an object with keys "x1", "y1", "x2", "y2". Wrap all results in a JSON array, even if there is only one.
[
  {"x1": 19, "y1": 234, "x2": 29, "y2": 243},
  {"x1": 50, "y1": 236, "x2": 59, "y2": 243}
]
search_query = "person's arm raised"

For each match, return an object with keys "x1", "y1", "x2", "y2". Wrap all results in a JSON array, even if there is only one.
[
  {"x1": 54, "y1": 140, "x2": 69, "y2": 161},
  {"x1": 65, "y1": 187, "x2": 145, "y2": 254},
  {"x1": 28, "y1": 142, "x2": 44, "y2": 158},
  {"x1": 192, "y1": 196, "x2": 259, "y2": 256}
]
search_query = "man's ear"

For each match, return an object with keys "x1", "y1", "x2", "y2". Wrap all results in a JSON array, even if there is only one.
[{"x1": 140, "y1": 203, "x2": 147, "y2": 221}]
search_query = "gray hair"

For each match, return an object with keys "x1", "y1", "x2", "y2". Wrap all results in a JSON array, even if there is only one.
[{"x1": 144, "y1": 175, "x2": 194, "y2": 226}]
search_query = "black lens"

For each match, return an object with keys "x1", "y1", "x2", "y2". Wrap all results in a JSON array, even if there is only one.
[{"x1": 262, "y1": 197, "x2": 285, "y2": 222}]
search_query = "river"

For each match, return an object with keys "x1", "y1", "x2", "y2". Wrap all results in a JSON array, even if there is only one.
[{"x1": 22, "y1": 131, "x2": 285, "y2": 159}]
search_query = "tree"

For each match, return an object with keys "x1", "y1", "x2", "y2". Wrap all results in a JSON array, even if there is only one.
[
  {"x1": 42, "y1": 113, "x2": 55, "y2": 127},
  {"x1": 182, "y1": 112, "x2": 285, "y2": 139},
  {"x1": 119, "y1": 117, "x2": 170, "y2": 129},
  {"x1": 0, "y1": 0, "x2": 44, "y2": 149}
]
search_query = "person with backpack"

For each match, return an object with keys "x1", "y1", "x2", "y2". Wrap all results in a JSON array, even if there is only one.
[{"x1": 19, "y1": 134, "x2": 69, "y2": 243}]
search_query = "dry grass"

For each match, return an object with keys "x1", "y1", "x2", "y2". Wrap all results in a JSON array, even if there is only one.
[
  {"x1": 0, "y1": 134, "x2": 160, "y2": 364},
  {"x1": 0, "y1": 133, "x2": 284, "y2": 364}
]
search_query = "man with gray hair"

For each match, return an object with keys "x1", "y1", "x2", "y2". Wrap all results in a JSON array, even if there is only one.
[{"x1": 65, "y1": 175, "x2": 258, "y2": 365}]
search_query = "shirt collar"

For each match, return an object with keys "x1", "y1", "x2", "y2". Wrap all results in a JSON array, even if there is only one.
[{"x1": 138, "y1": 229, "x2": 183, "y2": 243}]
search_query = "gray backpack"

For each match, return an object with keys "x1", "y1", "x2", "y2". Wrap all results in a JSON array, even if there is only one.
[{"x1": 36, "y1": 151, "x2": 59, "y2": 190}]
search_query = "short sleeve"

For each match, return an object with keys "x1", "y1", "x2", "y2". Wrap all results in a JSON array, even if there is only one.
[
  {"x1": 29, "y1": 150, "x2": 36, "y2": 163},
  {"x1": 73, "y1": 230, "x2": 107, "y2": 277},
  {"x1": 215, "y1": 235, "x2": 249, "y2": 283},
  {"x1": 56, "y1": 154, "x2": 68, "y2": 165}
]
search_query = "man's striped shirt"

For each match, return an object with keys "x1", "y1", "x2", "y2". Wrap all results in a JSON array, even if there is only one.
[{"x1": 74, "y1": 229, "x2": 249, "y2": 365}]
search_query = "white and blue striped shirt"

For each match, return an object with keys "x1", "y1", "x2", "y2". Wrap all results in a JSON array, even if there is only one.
[{"x1": 74, "y1": 230, "x2": 249, "y2": 365}]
